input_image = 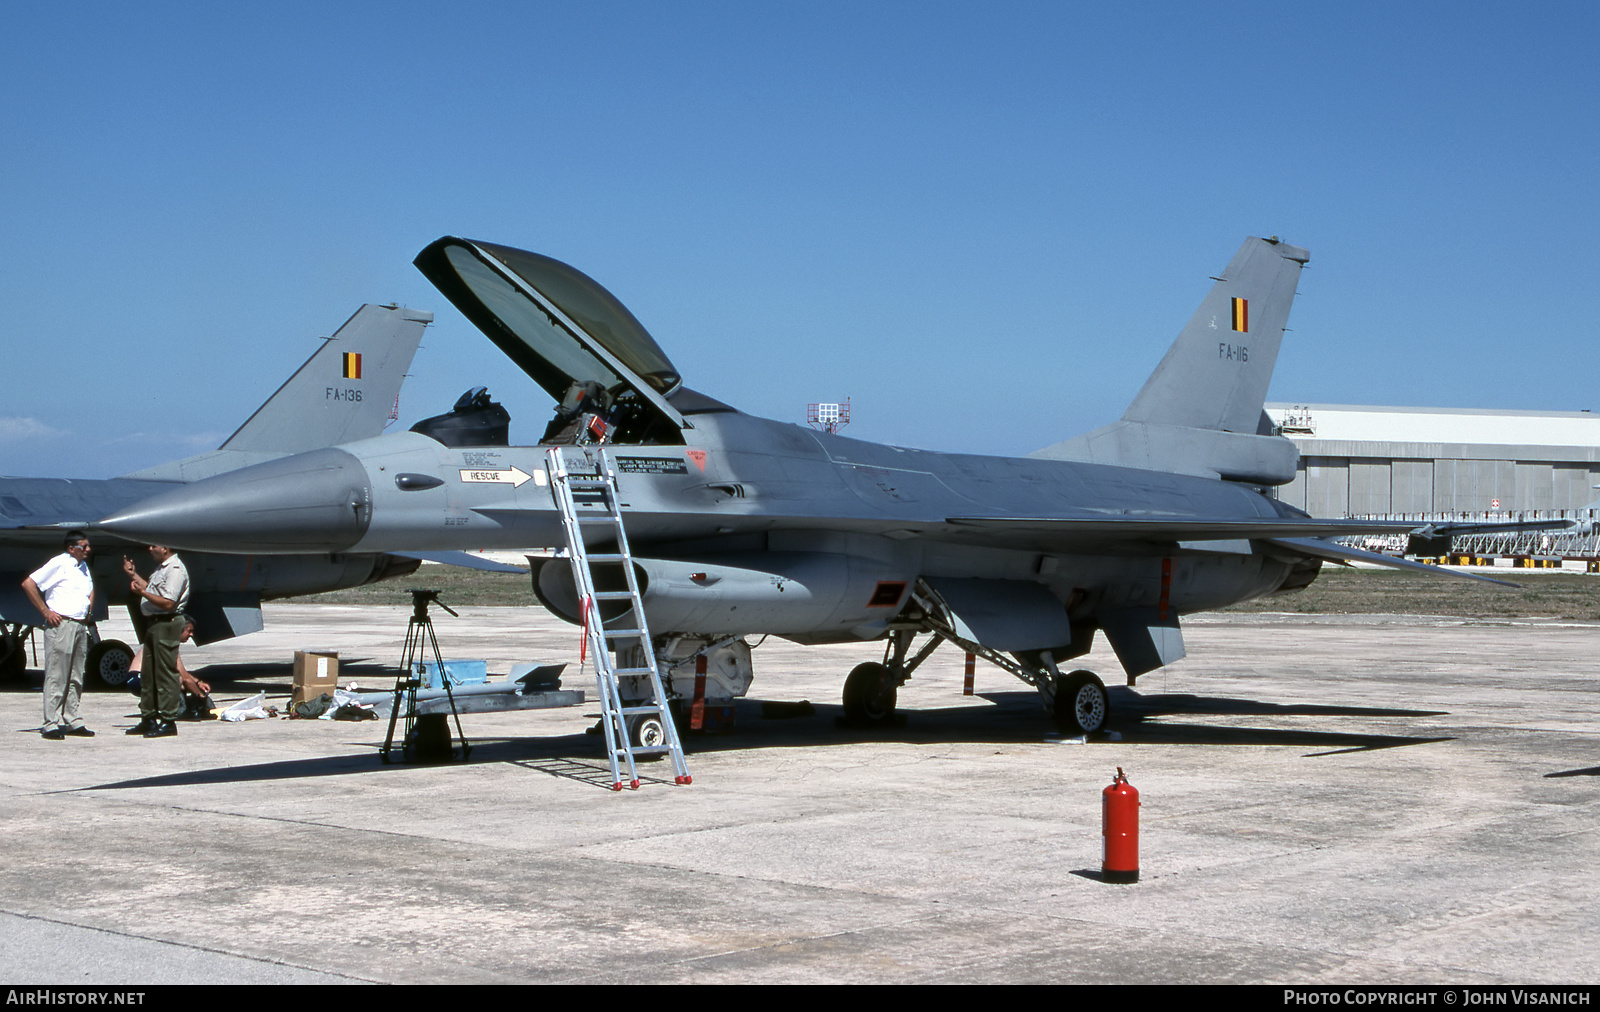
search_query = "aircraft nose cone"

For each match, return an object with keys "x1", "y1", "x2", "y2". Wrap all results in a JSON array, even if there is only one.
[{"x1": 97, "y1": 448, "x2": 373, "y2": 553}]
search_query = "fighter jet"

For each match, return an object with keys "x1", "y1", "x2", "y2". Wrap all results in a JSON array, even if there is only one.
[
  {"x1": 0, "y1": 305, "x2": 433, "y2": 685},
  {"x1": 97, "y1": 237, "x2": 1507, "y2": 733}
]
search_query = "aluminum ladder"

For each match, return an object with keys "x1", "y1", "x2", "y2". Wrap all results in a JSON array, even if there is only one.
[{"x1": 546, "y1": 446, "x2": 691, "y2": 790}]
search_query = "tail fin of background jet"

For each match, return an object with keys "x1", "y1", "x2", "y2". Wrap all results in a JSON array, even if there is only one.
[
  {"x1": 121, "y1": 304, "x2": 431, "y2": 482},
  {"x1": 1032, "y1": 237, "x2": 1308, "y2": 485}
]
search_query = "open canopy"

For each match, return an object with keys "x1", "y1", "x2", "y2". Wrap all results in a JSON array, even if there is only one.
[{"x1": 415, "y1": 237, "x2": 686, "y2": 429}]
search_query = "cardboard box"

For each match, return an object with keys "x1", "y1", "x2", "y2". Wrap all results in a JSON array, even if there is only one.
[{"x1": 292, "y1": 650, "x2": 339, "y2": 706}]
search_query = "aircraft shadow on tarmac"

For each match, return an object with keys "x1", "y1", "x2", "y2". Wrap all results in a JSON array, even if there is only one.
[
  {"x1": 184, "y1": 660, "x2": 397, "y2": 692},
  {"x1": 78, "y1": 685, "x2": 1455, "y2": 794},
  {"x1": 2, "y1": 659, "x2": 396, "y2": 694},
  {"x1": 1544, "y1": 766, "x2": 1600, "y2": 778},
  {"x1": 1101, "y1": 687, "x2": 1455, "y2": 755}
]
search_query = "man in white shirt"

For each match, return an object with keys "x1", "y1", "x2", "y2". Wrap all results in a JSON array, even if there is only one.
[
  {"x1": 123, "y1": 545, "x2": 190, "y2": 738},
  {"x1": 22, "y1": 531, "x2": 97, "y2": 739}
]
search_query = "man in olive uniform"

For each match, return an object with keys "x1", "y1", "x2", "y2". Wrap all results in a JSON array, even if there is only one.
[{"x1": 123, "y1": 546, "x2": 189, "y2": 738}]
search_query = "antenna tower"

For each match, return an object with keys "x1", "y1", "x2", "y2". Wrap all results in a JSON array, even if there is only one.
[{"x1": 806, "y1": 398, "x2": 851, "y2": 435}]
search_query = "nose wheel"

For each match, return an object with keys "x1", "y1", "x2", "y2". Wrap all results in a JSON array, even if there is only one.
[{"x1": 627, "y1": 712, "x2": 669, "y2": 760}]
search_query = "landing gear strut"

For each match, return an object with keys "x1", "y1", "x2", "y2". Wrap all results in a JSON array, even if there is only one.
[{"x1": 839, "y1": 581, "x2": 1117, "y2": 736}]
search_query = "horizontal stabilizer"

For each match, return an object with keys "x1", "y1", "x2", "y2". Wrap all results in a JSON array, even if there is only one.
[
  {"x1": 1262, "y1": 537, "x2": 1524, "y2": 588},
  {"x1": 0, "y1": 574, "x2": 110, "y2": 624}
]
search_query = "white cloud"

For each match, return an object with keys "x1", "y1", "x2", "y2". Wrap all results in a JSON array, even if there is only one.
[
  {"x1": 0, "y1": 416, "x2": 68, "y2": 441},
  {"x1": 107, "y1": 430, "x2": 225, "y2": 448}
]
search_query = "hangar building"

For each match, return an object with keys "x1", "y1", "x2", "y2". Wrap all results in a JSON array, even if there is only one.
[{"x1": 1263, "y1": 403, "x2": 1600, "y2": 519}]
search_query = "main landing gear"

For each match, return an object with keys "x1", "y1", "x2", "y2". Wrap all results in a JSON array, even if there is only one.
[{"x1": 836, "y1": 580, "x2": 1115, "y2": 736}]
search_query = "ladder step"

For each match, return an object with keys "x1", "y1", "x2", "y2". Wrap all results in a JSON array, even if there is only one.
[
  {"x1": 592, "y1": 591, "x2": 635, "y2": 600},
  {"x1": 587, "y1": 554, "x2": 627, "y2": 563},
  {"x1": 602, "y1": 628, "x2": 647, "y2": 639},
  {"x1": 576, "y1": 516, "x2": 622, "y2": 525},
  {"x1": 611, "y1": 667, "x2": 657, "y2": 676}
]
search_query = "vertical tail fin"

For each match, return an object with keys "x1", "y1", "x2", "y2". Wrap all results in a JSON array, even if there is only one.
[
  {"x1": 1121, "y1": 236, "x2": 1308, "y2": 433},
  {"x1": 1032, "y1": 237, "x2": 1308, "y2": 484},
  {"x1": 221, "y1": 304, "x2": 431, "y2": 453},
  {"x1": 120, "y1": 304, "x2": 430, "y2": 481}
]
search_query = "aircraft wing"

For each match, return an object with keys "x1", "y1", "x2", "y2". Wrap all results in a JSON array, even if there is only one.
[
  {"x1": 945, "y1": 516, "x2": 1418, "y2": 543},
  {"x1": 1261, "y1": 537, "x2": 1523, "y2": 588},
  {"x1": 388, "y1": 551, "x2": 528, "y2": 574},
  {"x1": 0, "y1": 478, "x2": 172, "y2": 537},
  {"x1": 947, "y1": 516, "x2": 1526, "y2": 586}
]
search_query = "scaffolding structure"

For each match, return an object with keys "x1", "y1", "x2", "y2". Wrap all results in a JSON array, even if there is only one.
[{"x1": 1341, "y1": 510, "x2": 1600, "y2": 567}]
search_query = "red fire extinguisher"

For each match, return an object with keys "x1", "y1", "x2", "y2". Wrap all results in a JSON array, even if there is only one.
[{"x1": 1102, "y1": 767, "x2": 1140, "y2": 883}]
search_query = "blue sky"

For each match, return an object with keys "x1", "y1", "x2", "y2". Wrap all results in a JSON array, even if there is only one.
[{"x1": 3, "y1": 2, "x2": 1596, "y2": 478}]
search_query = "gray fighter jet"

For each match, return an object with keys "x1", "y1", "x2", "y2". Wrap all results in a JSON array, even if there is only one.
[
  {"x1": 97, "y1": 237, "x2": 1504, "y2": 731},
  {"x1": 1, "y1": 305, "x2": 433, "y2": 685}
]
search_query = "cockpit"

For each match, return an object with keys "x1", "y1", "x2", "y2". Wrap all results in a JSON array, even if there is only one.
[{"x1": 414, "y1": 237, "x2": 733, "y2": 447}]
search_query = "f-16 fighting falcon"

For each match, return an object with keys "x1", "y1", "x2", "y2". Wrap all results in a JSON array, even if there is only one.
[{"x1": 97, "y1": 236, "x2": 1512, "y2": 735}]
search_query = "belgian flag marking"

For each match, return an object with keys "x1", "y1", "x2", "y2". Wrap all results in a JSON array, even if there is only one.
[
  {"x1": 1230, "y1": 297, "x2": 1249, "y2": 333},
  {"x1": 342, "y1": 352, "x2": 362, "y2": 379}
]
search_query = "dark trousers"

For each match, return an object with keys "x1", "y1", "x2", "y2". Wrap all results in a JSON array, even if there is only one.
[{"x1": 140, "y1": 614, "x2": 183, "y2": 721}]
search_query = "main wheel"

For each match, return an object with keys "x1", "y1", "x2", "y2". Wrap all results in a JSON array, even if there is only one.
[
  {"x1": 0, "y1": 643, "x2": 23, "y2": 684},
  {"x1": 86, "y1": 639, "x2": 135, "y2": 690},
  {"x1": 1055, "y1": 670, "x2": 1109, "y2": 735},
  {"x1": 627, "y1": 712, "x2": 668, "y2": 759},
  {"x1": 842, "y1": 662, "x2": 897, "y2": 725}
]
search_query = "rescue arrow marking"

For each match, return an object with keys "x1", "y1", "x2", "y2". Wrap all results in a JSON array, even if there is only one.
[{"x1": 458, "y1": 466, "x2": 537, "y2": 488}]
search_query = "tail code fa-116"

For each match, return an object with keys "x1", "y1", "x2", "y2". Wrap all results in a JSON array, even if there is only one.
[{"x1": 98, "y1": 237, "x2": 1514, "y2": 733}]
